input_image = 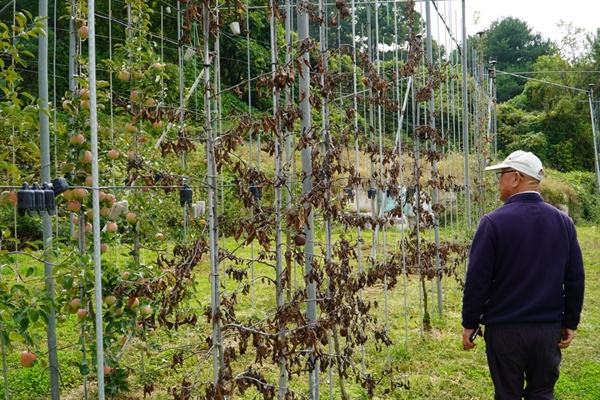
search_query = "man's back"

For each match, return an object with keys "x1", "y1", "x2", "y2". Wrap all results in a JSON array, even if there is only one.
[{"x1": 463, "y1": 192, "x2": 584, "y2": 328}]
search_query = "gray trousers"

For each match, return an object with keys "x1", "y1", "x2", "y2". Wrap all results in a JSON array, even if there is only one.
[{"x1": 484, "y1": 322, "x2": 562, "y2": 400}]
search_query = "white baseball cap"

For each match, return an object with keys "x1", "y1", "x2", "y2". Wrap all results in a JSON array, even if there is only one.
[{"x1": 485, "y1": 150, "x2": 545, "y2": 181}]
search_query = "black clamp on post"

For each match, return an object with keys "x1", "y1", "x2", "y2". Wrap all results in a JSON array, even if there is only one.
[
  {"x1": 249, "y1": 182, "x2": 262, "y2": 200},
  {"x1": 17, "y1": 183, "x2": 35, "y2": 216},
  {"x1": 344, "y1": 186, "x2": 355, "y2": 201},
  {"x1": 42, "y1": 183, "x2": 56, "y2": 215},
  {"x1": 367, "y1": 187, "x2": 376, "y2": 199},
  {"x1": 180, "y1": 183, "x2": 193, "y2": 207},
  {"x1": 32, "y1": 183, "x2": 46, "y2": 215}
]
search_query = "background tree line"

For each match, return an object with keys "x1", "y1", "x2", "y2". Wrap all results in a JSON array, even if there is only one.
[{"x1": 2, "y1": 1, "x2": 600, "y2": 174}]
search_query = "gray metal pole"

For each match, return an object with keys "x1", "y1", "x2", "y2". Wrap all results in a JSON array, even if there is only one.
[
  {"x1": 204, "y1": 0, "x2": 225, "y2": 384},
  {"x1": 87, "y1": 1, "x2": 106, "y2": 397},
  {"x1": 269, "y1": 0, "x2": 287, "y2": 397},
  {"x1": 38, "y1": 0, "x2": 60, "y2": 397},
  {"x1": 69, "y1": 0, "x2": 76, "y2": 94},
  {"x1": 297, "y1": 1, "x2": 318, "y2": 397},
  {"x1": 425, "y1": 0, "x2": 443, "y2": 315},
  {"x1": 588, "y1": 85, "x2": 600, "y2": 194},
  {"x1": 461, "y1": 0, "x2": 470, "y2": 228}
]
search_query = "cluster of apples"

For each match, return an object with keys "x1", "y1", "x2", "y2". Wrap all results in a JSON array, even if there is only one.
[
  {"x1": 115, "y1": 58, "x2": 166, "y2": 138},
  {"x1": 61, "y1": 87, "x2": 94, "y2": 117}
]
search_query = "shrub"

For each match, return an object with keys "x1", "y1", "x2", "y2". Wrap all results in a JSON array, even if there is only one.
[{"x1": 540, "y1": 170, "x2": 599, "y2": 224}]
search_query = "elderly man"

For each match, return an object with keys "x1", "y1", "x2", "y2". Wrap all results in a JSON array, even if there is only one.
[{"x1": 461, "y1": 150, "x2": 585, "y2": 400}]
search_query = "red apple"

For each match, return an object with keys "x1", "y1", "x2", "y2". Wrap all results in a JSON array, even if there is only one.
[
  {"x1": 98, "y1": 191, "x2": 107, "y2": 202},
  {"x1": 155, "y1": 232, "x2": 164, "y2": 241},
  {"x1": 104, "y1": 364, "x2": 112, "y2": 375},
  {"x1": 62, "y1": 99, "x2": 75, "y2": 112},
  {"x1": 20, "y1": 351, "x2": 36, "y2": 368},
  {"x1": 77, "y1": 25, "x2": 89, "y2": 39},
  {"x1": 132, "y1": 71, "x2": 144, "y2": 80},
  {"x1": 78, "y1": 150, "x2": 92, "y2": 164},
  {"x1": 70, "y1": 133, "x2": 85, "y2": 146},
  {"x1": 125, "y1": 123, "x2": 137, "y2": 133},
  {"x1": 140, "y1": 304, "x2": 151, "y2": 316},
  {"x1": 67, "y1": 201, "x2": 82, "y2": 213},
  {"x1": 152, "y1": 62, "x2": 164, "y2": 71},
  {"x1": 107, "y1": 149, "x2": 119, "y2": 160},
  {"x1": 110, "y1": 305, "x2": 124, "y2": 316},
  {"x1": 77, "y1": 308, "x2": 88, "y2": 319},
  {"x1": 121, "y1": 271, "x2": 131, "y2": 280},
  {"x1": 61, "y1": 161, "x2": 75, "y2": 172},
  {"x1": 117, "y1": 70, "x2": 130, "y2": 82},
  {"x1": 100, "y1": 243, "x2": 108, "y2": 253},
  {"x1": 100, "y1": 206, "x2": 110, "y2": 217},
  {"x1": 130, "y1": 90, "x2": 142, "y2": 103},
  {"x1": 152, "y1": 120, "x2": 163, "y2": 129},
  {"x1": 73, "y1": 188, "x2": 87, "y2": 199},
  {"x1": 143, "y1": 97, "x2": 155, "y2": 106},
  {"x1": 105, "y1": 295, "x2": 117, "y2": 306},
  {"x1": 80, "y1": 100, "x2": 90, "y2": 110},
  {"x1": 70, "y1": 298, "x2": 81, "y2": 310},
  {"x1": 104, "y1": 194, "x2": 116, "y2": 205},
  {"x1": 137, "y1": 136, "x2": 148, "y2": 143},
  {"x1": 85, "y1": 175, "x2": 93, "y2": 186},
  {"x1": 106, "y1": 222, "x2": 118, "y2": 233},
  {"x1": 62, "y1": 189, "x2": 74, "y2": 201},
  {"x1": 79, "y1": 88, "x2": 90, "y2": 100},
  {"x1": 125, "y1": 212, "x2": 137, "y2": 224}
]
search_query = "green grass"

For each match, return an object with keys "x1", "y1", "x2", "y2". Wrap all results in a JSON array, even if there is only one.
[{"x1": 0, "y1": 226, "x2": 598, "y2": 399}]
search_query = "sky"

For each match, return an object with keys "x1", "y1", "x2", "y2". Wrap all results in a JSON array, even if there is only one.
[
  {"x1": 420, "y1": 0, "x2": 599, "y2": 47},
  {"x1": 465, "y1": 0, "x2": 599, "y2": 42}
]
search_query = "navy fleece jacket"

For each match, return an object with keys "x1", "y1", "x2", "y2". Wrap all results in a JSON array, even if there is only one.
[{"x1": 462, "y1": 192, "x2": 585, "y2": 330}]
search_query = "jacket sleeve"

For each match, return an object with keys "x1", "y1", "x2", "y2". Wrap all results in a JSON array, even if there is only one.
[
  {"x1": 562, "y1": 221, "x2": 585, "y2": 330},
  {"x1": 462, "y1": 216, "x2": 497, "y2": 329}
]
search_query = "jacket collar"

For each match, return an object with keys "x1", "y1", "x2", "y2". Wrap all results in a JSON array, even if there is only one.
[{"x1": 504, "y1": 191, "x2": 543, "y2": 205}]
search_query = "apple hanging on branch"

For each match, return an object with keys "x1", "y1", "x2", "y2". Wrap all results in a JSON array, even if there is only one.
[
  {"x1": 77, "y1": 25, "x2": 89, "y2": 39},
  {"x1": 125, "y1": 212, "x2": 137, "y2": 224},
  {"x1": 20, "y1": 350, "x2": 37, "y2": 368},
  {"x1": 117, "y1": 69, "x2": 131, "y2": 82},
  {"x1": 107, "y1": 149, "x2": 120, "y2": 160}
]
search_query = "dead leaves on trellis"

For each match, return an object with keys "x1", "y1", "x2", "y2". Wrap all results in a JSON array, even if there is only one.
[{"x1": 127, "y1": 0, "x2": 471, "y2": 398}]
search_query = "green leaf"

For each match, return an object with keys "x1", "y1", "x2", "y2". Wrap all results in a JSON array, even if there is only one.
[
  {"x1": 28, "y1": 310, "x2": 39, "y2": 323},
  {"x1": 19, "y1": 316, "x2": 29, "y2": 331},
  {"x1": 22, "y1": 142, "x2": 40, "y2": 154},
  {"x1": 79, "y1": 361, "x2": 90, "y2": 375},
  {"x1": 60, "y1": 275, "x2": 74, "y2": 290},
  {"x1": 1, "y1": 331, "x2": 9, "y2": 346},
  {"x1": 20, "y1": 332, "x2": 34, "y2": 347},
  {"x1": 10, "y1": 284, "x2": 30, "y2": 296},
  {"x1": 38, "y1": 309, "x2": 49, "y2": 325}
]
